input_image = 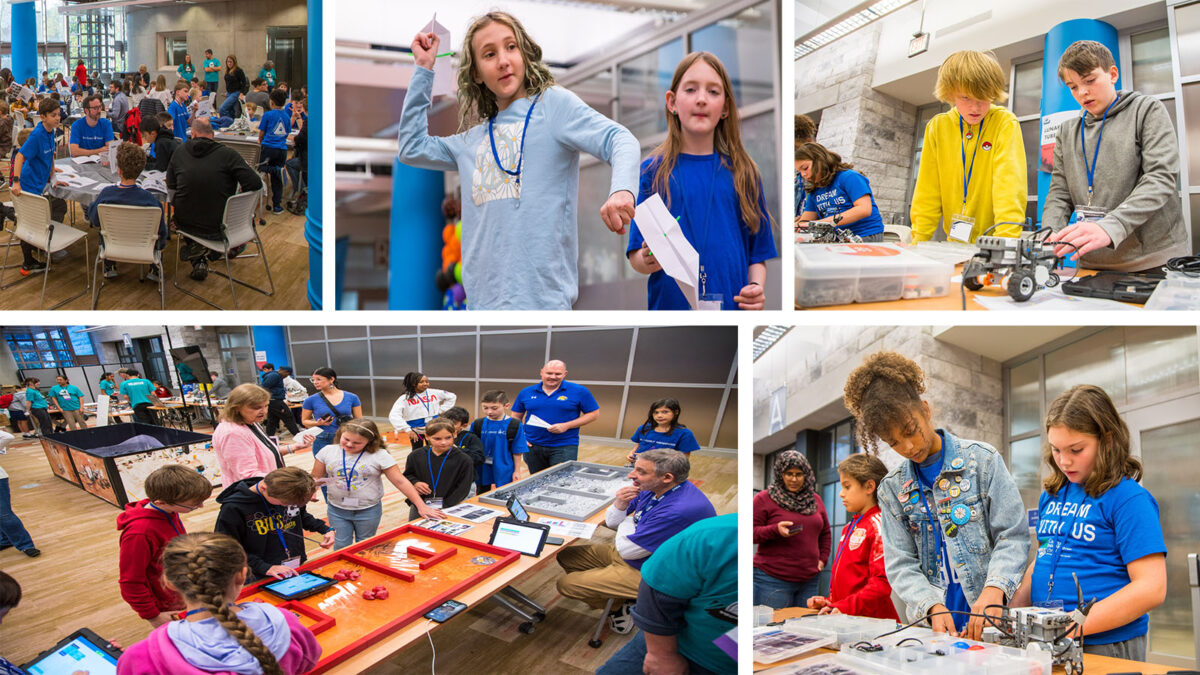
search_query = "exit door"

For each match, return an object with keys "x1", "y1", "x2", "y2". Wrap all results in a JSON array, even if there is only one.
[{"x1": 267, "y1": 26, "x2": 306, "y2": 92}]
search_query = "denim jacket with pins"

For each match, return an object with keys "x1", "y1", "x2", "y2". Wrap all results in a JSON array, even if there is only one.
[{"x1": 878, "y1": 430, "x2": 1031, "y2": 624}]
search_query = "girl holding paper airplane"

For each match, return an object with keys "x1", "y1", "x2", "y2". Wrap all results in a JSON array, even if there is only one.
[
  {"x1": 398, "y1": 11, "x2": 641, "y2": 310},
  {"x1": 626, "y1": 51, "x2": 777, "y2": 311}
]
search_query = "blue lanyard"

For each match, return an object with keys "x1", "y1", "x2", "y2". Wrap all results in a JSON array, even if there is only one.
[
  {"x1": 341, "y1": 448, "x2": 364, "y2": 493},
  {"x1": 674, "y1": 158, "x2": 722, "y2": 293},
  {"x1": 635, "y1": 484, "x2": 680, "y2": 523},
  {"x1": 1080, "y1": 97, "x2": 1118, "y2": 206},
  {"x1": 147, "y1": 502, "x2": 182, "y2": 536},
  {"x1": 427, "y1": 449, "x2": 448, "y2": 494},
  {"x1": 255, "y1": 483, "x2": 289, "y2": 557},
  {"x1": 488, "y1": 94, "x2": 540, "y2": 185},
  {"x1": 830, "y1": 513, "x2": 865, "y2": 589},
  {"x1": 959, "y1": 114, "x2": 986, "y2": 210},
  {"x1": 912, "y1": 465, "x2": 949, "y2": 580},
  {"x1": 1045, "y1": 483, "x2": 1088, "y2": 598}
]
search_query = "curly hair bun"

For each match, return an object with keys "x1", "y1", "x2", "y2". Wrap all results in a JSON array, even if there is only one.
[{"x1": 843, "y1": 351, "x2": 925, "y2": 416}]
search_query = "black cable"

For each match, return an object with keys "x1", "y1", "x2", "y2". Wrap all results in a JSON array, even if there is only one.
[
  {"x1": 873, "y1": 609, "x2": 1017, "y2": 641},
  {"x1": 895, "y1": 637, "x2": 924, "y2": 647},
  {"x1": 1164, "y1": 254, "x2": 1200, "y2": 277}
]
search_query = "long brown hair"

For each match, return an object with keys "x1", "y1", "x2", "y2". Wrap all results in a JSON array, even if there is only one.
[
  {"x1": 1043, "y1": 384, "x2": 1140, "y2": 498},
  {"x1": 225, "y1": 54, "x2": 239, "y2": 73},
  {"x1": 648, "y1": 52, "x2": 771, "y2": 235},
  {"x1": 456, "y1": 11, "x2": 555, "y2": 130},
  {"x1": 795, "y1": 142, "x2": 854, "y2": 189},
  {"x1": 162, "y1": 534, "x2": 283, "y2": 675}
]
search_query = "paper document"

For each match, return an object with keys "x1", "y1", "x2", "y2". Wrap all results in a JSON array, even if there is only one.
[
  {"x1": 634, "y1": 193, "x2": 699, "y2": 309},
  {"x1": 71, "y1": 155, "x2": 100, "y2": 164},
  {"x1": 412, "y1": 519, "x2": 473, "y2": 536},
  {"x1": 535, "y1": 517, "x2": 597, "y2": 539},
  {"x1": 422, "y1": 13, "x2": 455, "y2": 97},
  {"x1": 971, "y1": 282, "x2": 1140, "y2": 312},
  {"x1": 57, "y1": 175, "x2": 97, "y2": 188},
  {"x1": 193, "y1": 96, "x2": 212, "y2": 117},
  {"x1": 524, "y1": 414, "x2": 552, "y2": 429},
  {"x1": 443, "y1": 503, "x2": 504, "y2": 523}
]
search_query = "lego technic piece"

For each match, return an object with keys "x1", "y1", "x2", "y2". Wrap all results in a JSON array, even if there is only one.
[
  {"x1": 797, "y1": 220, "x2": 864, "y2": 244},
  {"x1": 960, "y1": 228, "x2": 1070, "y2": 302},
  {"x1": 839, "y1": 633, "x2": 1053, "y2": 675}
]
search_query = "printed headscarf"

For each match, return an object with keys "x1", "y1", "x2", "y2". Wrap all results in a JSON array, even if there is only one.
[{"x1": 768, "y1": 450, "x2": 818, "y2": 515}]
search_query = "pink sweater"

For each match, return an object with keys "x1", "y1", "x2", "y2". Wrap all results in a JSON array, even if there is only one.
[
  {"x1": 116, "y1": 609, "x2": 320, "y2": 675},
  {"x1": 212, "y1": 421, "x2": 280, "y2": 485}
]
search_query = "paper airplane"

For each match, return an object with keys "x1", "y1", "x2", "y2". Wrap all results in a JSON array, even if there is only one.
[
  {"x1": 525, "y1": 414, "x2": 552, "y2": 429},
  {"x1": 634, "y1": 193, "x2": 700, "y2": 309},
  {"x1": 422, "y1": 13, "x2": 454, "y2": 97}
]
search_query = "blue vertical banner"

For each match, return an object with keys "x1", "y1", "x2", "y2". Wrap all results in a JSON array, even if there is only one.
[
  {"x1": 388, "y1": 157, "x2": 444, "y2": 310},
  {"x1": 11, "y1": 0, "x2": 38, "y2": 86},
  {"x1": 1037, "y1": 20, "x2": 1121, "y2": 224},
  {"x1": 251, "y1": 326, "x2": 289, "y2": 371},
  {"x1": 306, "y1": 0, "x2": 323, "y2": 309}
]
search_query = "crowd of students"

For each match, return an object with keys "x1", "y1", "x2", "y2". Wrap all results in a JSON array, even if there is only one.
[
  {"x1": 755, "y1": 350, "x2": 1166, "y2": 662},
  {"x1": 795, "y1": 40, "x2": 1187, "y2": 273}
]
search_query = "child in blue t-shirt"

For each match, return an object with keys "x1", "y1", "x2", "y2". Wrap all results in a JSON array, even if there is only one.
[
  {"x1": 627, "y1": 51, "x2": 777, "y2": 311},
  {"x1": 10, "y1": 98, "x2": 69, "y2": 274},
  {"x1": 1012, "y1": 385, "x2": 1166, "y2": 662},
  {"x1": 258, "y1": 88, "x2": 291, "y2": 213},
  {"x1": 167, "y1": 83, "x2": 191, "y2": 140},
  {"x1": 797, "y1": 142, "x2": 884, "y2": 240},
  {"x1": 625, "y1": 398, "x2": 699, "y2": 464},
  {"x1": 470, "y1": 390, "x2": 527, "y2": 493}
]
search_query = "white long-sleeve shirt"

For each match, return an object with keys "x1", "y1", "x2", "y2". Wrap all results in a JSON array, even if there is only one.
[
  {"x1": 387, "y1": 388, "x2": 456, "y2": 433},
  {"x1": 605, "y1": 503, "x2": 651, "y2": 561}
]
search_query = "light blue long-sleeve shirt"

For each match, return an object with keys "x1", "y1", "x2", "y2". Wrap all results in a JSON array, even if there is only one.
[{"x1": 397, "y1": 66, "x2": 640, "y2": 310}]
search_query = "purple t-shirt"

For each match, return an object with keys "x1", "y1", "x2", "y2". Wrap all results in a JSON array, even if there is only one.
[{"x1": 624, "y1": 480, "x2": 716, "y2": 570}]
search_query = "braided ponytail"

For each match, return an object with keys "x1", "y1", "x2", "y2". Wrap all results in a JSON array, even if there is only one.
[{"x1": 163, "y1": 533, "x2": 284, "y2": 675}]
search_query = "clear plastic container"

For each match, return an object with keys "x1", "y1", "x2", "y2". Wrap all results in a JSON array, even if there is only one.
[
  {"x1": 1144, "y1": 270, "x2": 1200, "y2": 310},
  {"x1": 839, "y1": 633, "x2": 1051, "y2": 675},
  {"x1": 783, "y1": 614, "x2": 898, "y2": 648},
  {"x1": 795, "y1": 243, "x2": 953, "y2": 307}
]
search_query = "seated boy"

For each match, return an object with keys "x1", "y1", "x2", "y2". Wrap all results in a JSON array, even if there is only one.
[
  {"x1": 139, "y1": 115, "x2": 180, "y2": 173},
  {"x1": 1044, "y1": 40, "x2": 1188, "y2": 270},
  {"x1": 117, "y1": 464, "x2": 213, "y2": 627},
  {"x1": 215, "y1": 466, "x2": 334, "y2": 581},
  {"x1": 86, "y1": 142, "x2": 167, "y2": 280},
  {"x1": 469, "y1": 390, "x2": 526, "y2": 493}
]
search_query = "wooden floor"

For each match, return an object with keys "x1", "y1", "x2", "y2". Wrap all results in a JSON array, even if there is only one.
[
  {"x1": 0, "y1": 184, "x2": 313, "y2": 311},
  {"x1": 0, "y1": 421, "x2": 736, "y2": 672}
]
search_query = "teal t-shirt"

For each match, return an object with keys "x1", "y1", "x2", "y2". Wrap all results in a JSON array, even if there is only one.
[
  {"x1": 203, "y1": 58, "x2": 220, "y2": 83},
  {"x1": 25, "y1": 387, "x2": 48, "y2": 409},
  {"x1": 639, "y1": 513, "x2": 736, "y2": 673},
  {"x1": 49, "y1": 384, "x2": 84, "y2": 411},
  {"x1": 100, "y1": 379, "x2": 115, "y2": 396},
  {"x1": 120, "y1": 378, "x2": 155, "y2": 407}
]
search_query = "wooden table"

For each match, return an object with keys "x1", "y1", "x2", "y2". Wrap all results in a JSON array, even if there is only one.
[
  {"x1": 754, "y1": 608, "x2": 1177, "y2": 674},
  {"x1": 321, "y1": 490, "x2": 610, "y2": 673},
  {"x1": 801, "y1": 266, "x2": 1101, "y2": 311}
]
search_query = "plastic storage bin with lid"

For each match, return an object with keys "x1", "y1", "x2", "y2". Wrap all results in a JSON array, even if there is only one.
[{"x1": 795, "y1": 243, "x2": 953, "y2": 307}]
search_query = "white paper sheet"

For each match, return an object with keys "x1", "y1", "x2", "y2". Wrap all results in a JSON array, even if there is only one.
[
  {"x1": 524, "y1": 414, "x2": 552, "y2": 429},
  {"x1": 71, "y1": 155, "x2": 100, "y2": 164},
  {"x1": 412, "y1": 518, "x2": 473, "y2": 536},
  {"x1": 535, "y1": 517, "x2": 597, "y2": 539},
  {"x1": 972, "y1": 281, "x2": 1141, "y2": 312},
  {"x1": 422, "y1": 13, "x2": 455, "y2": 97},
  {"x1": 634, "y1": 193, "x2": 699, "y2": 309},
  {"x1": 442, "y1": 502, "x2": 505, "y2": 523},
  {"x1": 193, "y1": 96, "x2": 212, "y2": 117}
]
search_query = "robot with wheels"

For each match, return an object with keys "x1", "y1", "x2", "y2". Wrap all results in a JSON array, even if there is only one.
[
  {"x1": 983, "y1": 573, "x2": 1095, "y2": 675},
  {"x1": 961, "y1": 230, "x2": 1065, "y2": 302}
]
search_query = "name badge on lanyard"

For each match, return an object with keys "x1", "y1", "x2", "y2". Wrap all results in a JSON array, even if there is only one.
[
  {"x1": 1074, "y1": 99, "x2": 1116, "y2": 227},
  {"x1": 951, "y1": 115, "x2": 984, "y2": 243}
]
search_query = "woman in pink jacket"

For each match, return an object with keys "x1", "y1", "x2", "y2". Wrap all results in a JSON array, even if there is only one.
[
  {"x1": 212, "y1": 384, "x2": 310, "y2": 485},
  {"x1": 117, "y1": 532, "x2": 321, "y2": 675}
]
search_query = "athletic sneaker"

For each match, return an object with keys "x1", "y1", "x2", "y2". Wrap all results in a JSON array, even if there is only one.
[
  {"x1": 22, "y1": 547, "x2": 41, "y2": 558},
  {"x1": 189, "y1": 259, "x2": 209, "y2": 282},
  {"x1": 104, "y1": 263, "x2": 119, "y2": 279},
  {"x1": 19, "y1": 261, "x2": 46, "y2": 276},
  {"x1": 273, "y1": 206, "x2": 284, "y2": 214},
  {"x1": 146, "y1": 268, "x2": 161, "y2": 283},
  {"x1": 608, "y1": 600, "x2": 635, "y2": 634}
]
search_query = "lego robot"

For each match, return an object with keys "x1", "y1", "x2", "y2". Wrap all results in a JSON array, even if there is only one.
[
  {"x1": 797, "y1": 220, "x2": 863, "y2": 244},
  {"x1": 982, "y1": 573, "x2": 1095, "y2": 675},
  {"x1": 961, "y1": 231, "x2": 1064, "y2": 302}
]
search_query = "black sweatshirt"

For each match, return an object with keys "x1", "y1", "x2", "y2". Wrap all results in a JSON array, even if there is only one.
[
  {"x1": 402, "y1": 447, "x2": 474, "y2": 509},
  {"x1": 166, "y1": 137, "x2": 263, "y2": 240},
  {"x1": 214, "y1": 477, "x2": 330, "y2": 579}
]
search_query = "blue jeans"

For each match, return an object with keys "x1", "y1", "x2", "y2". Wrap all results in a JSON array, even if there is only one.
[
  {"x1": 219, "y1": 94, "x2": 240, "y2": 119},
  {"x1": 259, "y1": 146, "x2": 287, "y2": 209},
  {"x1": 205, "y1": 81, "x2": 218, "y2": 94},
  {"x1": 286, "y1": 157, "x2": 304, "y2": 194},
  {"x1": 326, "y1": 502, "x2": 381, "y2": 550},
  {"x1": 525, "y1": 444, "x2": 578, "y2": 474},
  {"x1": 596, "y1": 631, "x2": 723, "y2": 675},
  {"x1": 753, "y1": 567, "x2": 819, "y2": 610},
  {"x1": 0, "y1": 478, "x2": 35, "y2": 551}
]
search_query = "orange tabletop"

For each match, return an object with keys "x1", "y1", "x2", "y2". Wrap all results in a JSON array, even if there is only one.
[{"x1": 754, "y1": 608, "x2": 1176, "y2": 674}]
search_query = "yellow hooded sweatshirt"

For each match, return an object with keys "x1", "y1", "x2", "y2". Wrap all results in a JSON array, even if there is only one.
[{"x1": 910, "y1": 105, "x2": 1027, "y2": 242}]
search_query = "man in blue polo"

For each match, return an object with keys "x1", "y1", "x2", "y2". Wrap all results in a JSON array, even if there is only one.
[
  {"x1": 119, "y1": 369, "x2": 157, "y2": 425},
  {"x1": 69, "y1": 94, "x2": 114, "y2": 158},
  {"x1": 511, "y1": 360, "x2": 599, "y2": 474}
]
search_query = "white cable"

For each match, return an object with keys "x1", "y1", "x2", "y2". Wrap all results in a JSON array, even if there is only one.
[{"x1": 426, "y1": 619, "x2": 436, "y2": 675}]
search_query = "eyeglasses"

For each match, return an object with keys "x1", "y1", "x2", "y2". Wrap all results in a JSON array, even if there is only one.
[{"x1": 169, "y1": 501, "x2": 205, "y2": 512}]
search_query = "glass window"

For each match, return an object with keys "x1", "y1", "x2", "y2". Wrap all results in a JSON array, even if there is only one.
[
  {"x1": 1131, "y1": 28, "x2": 1174, "y2": 96},
  {"x1": 288, "y1": 326, "x2": 325, "y2": 342},
  {"x1": 338, "y1": 378, "x2": 373, "y2": 417},
  {"x1": 1020, "y1": 119, "x2": 1039, "y2": 198},
  {"x1": 480, "y1": 332, "x2": 544, "y2": 380},
  {"x1": 1124, "y1": 326, "x2": 1199, "y2": 404},
  {"x1": 369, "y1": 338, "x2": 419, "y2": 378},
  {"x1": 164, "y1": 35, "x2": 188, "y2": 67},
  {"x1": 575, "y1": 68, "x2": 614, "y2": 119},
  {"x1": 715, "y1": 388, "x2": 737, "y2": 448},
  {"x1": 1140, "y1": 417, "x2": 1200, "y2": 661},
  {"x1": 326, "y1": 326, "x2": 367, "y2": 339},
  {"x1": 290, "y1": 343, "x2": 329, "y2": 375},
  {"x1": 618, "y1": 37, "x2": 683, "y2": 137},
  {"x1": 1176, "y1": 2, "x2": 1200, "y2": 78},
  {"x1": 1044, "y1": 328, "x2": 1126, "y2": 405},
  {"x1": 1012, "y1": 60, "x2": 1043, "y2": 117},
  {"x1": 578, "y1": 160, "x2": 637, "y2": 286},
  {"x1": 690, "y1": 1, "x2": 774, "y2": 108},
  {"x1": 1181, "y1": 82, "x2": 1200, "y2": 181},
  {"x1": 741, "y1": 110, "x2": 780, "y2": 242},
  {"x1": 1009, "y1": 357, "x2": 1041, "y2": 436},
  {"x1": 327, "y1": 340, "x2": 370, "y2": 377},
  {"x1": 1009, "y1": 436, "x2": 1044, "y2": 508},
  {"x1": 631, "y1": 327, "x2": 737, "y2": 384},
  {"x1": 421, "y1": 334, "x2": 476, "y2": 379},
  {"x1": 584, "y1": 384, "x2": 625, "y2": 438},
  {"x1": 548, "y1": 328, "x2": 632, "y2": 382},
  {"x1": 834, "y1": 421, "x2": 853, "y2": 465},
  {"x1": 371, "y1": 326, "x2": 418, "y2": 336}
]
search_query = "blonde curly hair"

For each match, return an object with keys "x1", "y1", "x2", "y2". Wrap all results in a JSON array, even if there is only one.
[
  {"x1": 455, "y1": 11, "x2": 555, "y2": 130},
  {"x1": 843, "y1": 351, "x2": 926, "y2": 453}
]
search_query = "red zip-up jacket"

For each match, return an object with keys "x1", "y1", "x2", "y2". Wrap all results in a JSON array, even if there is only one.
[
  {"x1": 117, "y1": 500, "x2": 186, "y2": 619},
  {"x1": 827, "y1": 505, "x2": 899, "y2": 620}
]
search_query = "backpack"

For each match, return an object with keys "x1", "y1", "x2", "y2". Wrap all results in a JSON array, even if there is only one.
[
  {"x1": 0, "y1": 393, "x2": 12, "y2": 409},
  {"x1": 122, "y1": 107, "x2": 142, "y2": 145},
  {"x1": 471, "y1": 417, "x2": 520, "y2": 445}
]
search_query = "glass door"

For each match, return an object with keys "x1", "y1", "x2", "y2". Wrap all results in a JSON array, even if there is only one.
[
  {"x1": 1123, "y1": 392, "x2": 1200, "y2": 667},
  {"x1": 266, "y1": 26, "x2": 305, "y2": 91}
]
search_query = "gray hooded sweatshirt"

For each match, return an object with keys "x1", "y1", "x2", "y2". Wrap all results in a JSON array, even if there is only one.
[{"x1": 1043, "y1": 91, "x2": 1188, "y2": 271}]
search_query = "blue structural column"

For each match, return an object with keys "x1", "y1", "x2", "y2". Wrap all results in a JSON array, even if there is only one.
[
  {"x1": 388, "y1": 158, "x2": 444, "y2": 310},
  {"x1": 11, "y1": 1, "x2": 38, "y2": 86},
  {"x1": 251, "y1": 327, "x2": 289, "y2": 371},
  {"x1": 1037, "y1": 20, "x2": 1121, "y2": 224},
  {"x1": 305, "y1": 0, "x2": 323, "y2": 309}
]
